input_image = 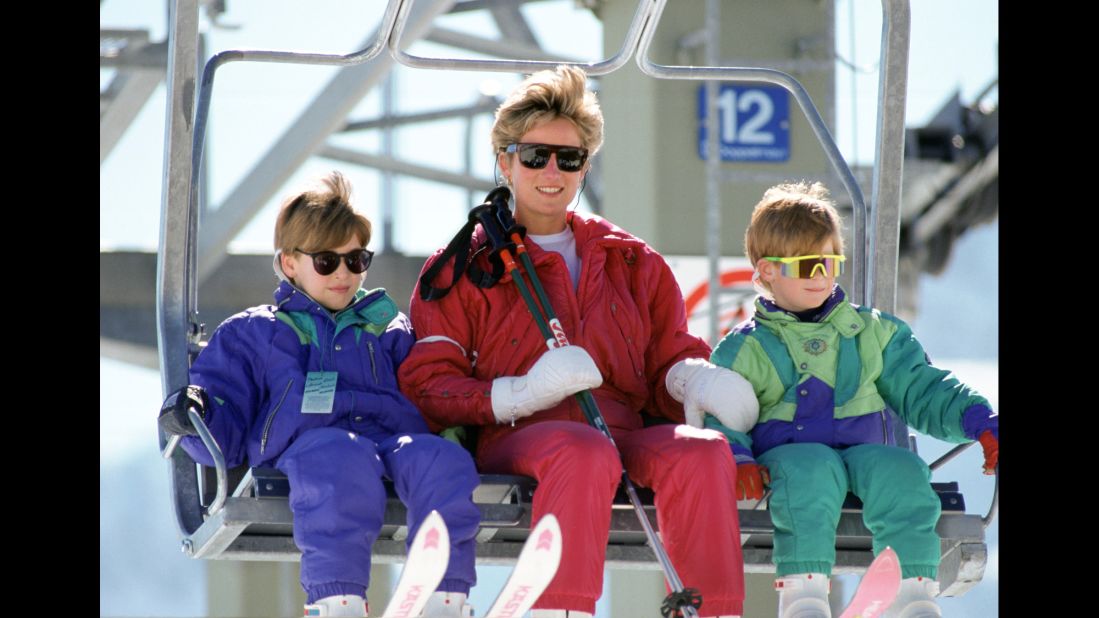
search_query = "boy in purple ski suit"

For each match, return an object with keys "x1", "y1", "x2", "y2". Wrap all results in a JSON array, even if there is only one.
[{"x1": 157, "y1": 172, "x2": 479, "y2": 617}]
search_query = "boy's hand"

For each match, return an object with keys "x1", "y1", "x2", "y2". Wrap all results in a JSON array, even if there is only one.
[
  {"x1": 666, "y1": 358, "x2": 759, "y2": 431},
  {"x1": 736, "y1": 462, "x2": 770, "y2": 500},
  {"x1": 158, "y1": 385, "x2": 209, "y2": 437},
  {"x1": 978, "y1": 430, "x2": 998, "y2": 474},
  {"x1": 491, "y1": 346, "x2": 603, "y2": 424}
]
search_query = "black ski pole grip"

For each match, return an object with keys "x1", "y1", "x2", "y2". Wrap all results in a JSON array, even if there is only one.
[
  {"x1": 482, "y1": 185, "x2": 511, "y2": 211},
  {"x1": 470, "y1": 187, "x2": 526, "y2": 256}
]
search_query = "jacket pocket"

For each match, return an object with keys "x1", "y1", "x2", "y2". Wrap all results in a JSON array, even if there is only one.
[{"x1": 607, "y1": 297, "x2": 645, "y2": 378}]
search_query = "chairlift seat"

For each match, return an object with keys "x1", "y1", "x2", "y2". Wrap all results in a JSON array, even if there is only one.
[{"x1": 181, "y1": 466, "x2": 986, "y2": 595}]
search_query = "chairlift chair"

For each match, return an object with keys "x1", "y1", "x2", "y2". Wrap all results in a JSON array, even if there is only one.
[{"x1": 155, "y1": 0, "x2": 995, "y2": 598}]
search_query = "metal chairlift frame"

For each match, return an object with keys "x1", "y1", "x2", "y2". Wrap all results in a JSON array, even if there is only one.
[{"x1": 155, "y1": 0, "x2": 996, "y2": 596}]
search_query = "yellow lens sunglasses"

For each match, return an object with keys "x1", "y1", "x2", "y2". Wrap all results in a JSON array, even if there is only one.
[{"x1": 763, "y1": 254, "x2": 846, "y2": 279}]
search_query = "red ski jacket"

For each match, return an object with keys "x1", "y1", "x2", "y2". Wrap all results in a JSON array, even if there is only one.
[{"x1": 399, "y1": 211, "x2": 712, "y2": 459}]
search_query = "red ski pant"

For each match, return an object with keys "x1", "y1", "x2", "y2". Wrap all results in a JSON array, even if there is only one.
[{"x1": 478, "y1": 421, "x2": 745, "y2": 616}]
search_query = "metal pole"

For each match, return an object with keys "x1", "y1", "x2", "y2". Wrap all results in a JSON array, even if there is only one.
[
  {"x1": 157, "y1": 0, "x2": 205, "y2": 538},
  {"x1": 867, "y1": 0, "x2": 911, "y2": 313},
  {"x1": 704, "y1": 0, "x2": 721, "y2": 346},
  {"x1": 382, "y1": 72, "x2": 396, "y2": 252}
]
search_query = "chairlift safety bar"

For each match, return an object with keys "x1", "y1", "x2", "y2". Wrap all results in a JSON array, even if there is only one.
[
  {"x1": 635, "y1": 0, "x2": 914, "y2": 310},
  {"x1": 928, "y1": 442, "x2": 999, "y2": 528},
  {"x1": 388, "y1": 0, "x2": 656, "y2": 75}
]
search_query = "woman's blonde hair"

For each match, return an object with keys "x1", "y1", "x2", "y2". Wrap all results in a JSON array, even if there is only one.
[{"x1": 491, "y1": 65, "x2": 604, "y2": 156}]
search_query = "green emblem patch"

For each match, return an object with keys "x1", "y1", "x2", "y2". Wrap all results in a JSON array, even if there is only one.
[{"x1": 803, "y1": 338, "x2": 828, "y2": 355}]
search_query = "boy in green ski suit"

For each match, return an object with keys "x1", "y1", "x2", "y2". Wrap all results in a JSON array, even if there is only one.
[{"x1": 706, "y1": 182, "x2": 998, "y2": 618}]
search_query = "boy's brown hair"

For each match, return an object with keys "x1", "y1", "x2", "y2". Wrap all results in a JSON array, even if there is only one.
[
  {"x1": 274, "y1": 171, "x2": 372, "y2": 254},
  {"x1": 745, "y1": 181, "x2": 844, "y2": 291}
]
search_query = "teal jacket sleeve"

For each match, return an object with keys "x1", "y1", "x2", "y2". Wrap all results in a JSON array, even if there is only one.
[{"x1": 875, "y1": 314, "x2": 992, "y2": 444}]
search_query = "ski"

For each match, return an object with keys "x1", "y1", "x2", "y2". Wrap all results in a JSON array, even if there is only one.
[
  {"x1": 484, "y1": 514, "x2": 564, "y2": 618},
  {"x1": 381, "y1": 510, "x2": 451, "y2": 618},
  {"x1": 838, "y1": 546, "x2": 902, "y2": 618}
]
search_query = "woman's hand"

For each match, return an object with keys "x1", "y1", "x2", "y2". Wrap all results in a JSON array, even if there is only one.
[
  {"x1": 666, "y1": 358, "x2": 759, "y2": 431},
  {"x1": 490, "y1": 345, "x2": 604, "y2": 425}
]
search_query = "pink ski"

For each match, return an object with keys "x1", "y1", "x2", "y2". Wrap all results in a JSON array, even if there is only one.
[
  {"x1": 484, "y1": 514, "x2": 563, "y2": 618},
  {"x1": 381, "y1": 510, "x2": 450, "y2": 618},
  {"x1": 838, "y1": 546, "x2": 902, "y2": 618}
]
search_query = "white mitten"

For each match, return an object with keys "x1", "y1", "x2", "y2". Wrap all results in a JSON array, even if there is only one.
[
  {"x1": 665, "y1": 358, "x2": 759, "y2": 431},
  {"x1": 491, "y1": 346, "x2": 603, "y2": 424}
]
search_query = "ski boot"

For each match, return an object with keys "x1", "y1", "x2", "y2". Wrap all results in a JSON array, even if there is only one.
[
  {"x1": 420, "y1": 591, "x2": 474, "y2": 618},
  {"x1": 303, "y1": 594, "x2": 368, "y2": 617},
  {"x1": 881, "y1": 577, "x2": 941, "y2": 618},
  {"x1": 775, "y1": 573, "x2": 831, "y2": 618}
]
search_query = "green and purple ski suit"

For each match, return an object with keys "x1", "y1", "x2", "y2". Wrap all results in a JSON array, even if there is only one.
[{"x1": 708, "y1": 286, "x2": 997, "y2": 579}]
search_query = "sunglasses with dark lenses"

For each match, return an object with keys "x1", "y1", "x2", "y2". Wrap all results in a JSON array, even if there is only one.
[
  {"x1": 764, "y1": 254, "x2": 846, "y2": 279},
  {"x1": 296, "y1": 248, "x2": 374, "y2": 275},
  {"x1": 504, "y1": 143, "x2": 589, "y2": 172}
]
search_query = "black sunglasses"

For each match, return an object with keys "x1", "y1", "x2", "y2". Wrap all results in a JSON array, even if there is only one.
[
  {"x1": 295, "y1": 248, "x2": 374, "y2": 275},
  {"x1": 503, "y1": 143, "x2": 589, "y2": 173}
]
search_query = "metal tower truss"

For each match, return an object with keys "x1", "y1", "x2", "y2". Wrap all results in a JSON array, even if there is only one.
[{"x1": 101, "y1": 29, "x2": 166, "y2": 163}]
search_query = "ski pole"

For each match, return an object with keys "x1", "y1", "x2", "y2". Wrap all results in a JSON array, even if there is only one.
[
  {"x1": 507, "y1": 230, "x2": 701, "y2": 618},
  {"x1": 472, "y1": 191, "x2": 702, "y2": 618}
]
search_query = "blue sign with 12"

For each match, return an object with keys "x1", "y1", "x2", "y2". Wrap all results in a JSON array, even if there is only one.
[{"x1": 697, "y1": 84, "x2": 790, "y2": 162}]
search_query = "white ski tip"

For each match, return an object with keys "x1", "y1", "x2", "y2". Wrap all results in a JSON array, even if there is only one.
[
  {"x1": 485, "y1": 514, "x2": 563, "y2": 618},
  {"x1": 382, "y1": 510, "x2": 450, "y2": 618}
]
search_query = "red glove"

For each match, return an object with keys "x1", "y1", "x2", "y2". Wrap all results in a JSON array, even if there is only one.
[
  {"x1": 978, "y1": 430, "x2": 998, "y2": 475},
  {"x1": 736, "y1": 463, "x2": 770, "y2": 500}
]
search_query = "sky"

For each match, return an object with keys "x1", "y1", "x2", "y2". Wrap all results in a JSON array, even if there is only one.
[
  {"x1": 101, "y1": 1, "x2": 998, "y2": 616},
  {"x1": 100, "y1": 0, "x2": 998, "y2": 254}
]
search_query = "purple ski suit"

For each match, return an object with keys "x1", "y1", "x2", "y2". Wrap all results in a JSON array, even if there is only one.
[{"x1": 180, "y1": 281, "x2": 479, "y2": 603}]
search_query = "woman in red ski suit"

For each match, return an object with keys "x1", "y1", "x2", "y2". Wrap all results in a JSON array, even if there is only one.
[{"x1": 399, "y1": 66, "x2": 758, "y2": 618}]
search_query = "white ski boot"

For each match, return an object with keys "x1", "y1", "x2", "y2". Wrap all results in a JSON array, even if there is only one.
[
  {"x1": 775, "y1": 573, "x2": 831, "y2": 618},
  {"x1": 881, "y1": 577, "x2": 941, "y2": 618},
  {"x1": 420, "y1": 591, "x2": 474, "y2": 618},
  {"x1": 303, "y1": 594, "x2": 368, "y2": 617}
]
